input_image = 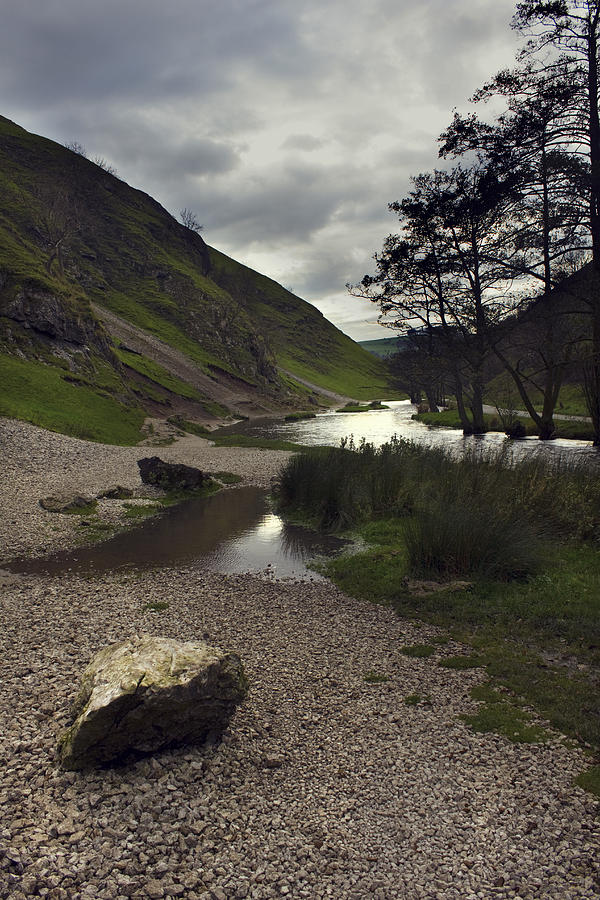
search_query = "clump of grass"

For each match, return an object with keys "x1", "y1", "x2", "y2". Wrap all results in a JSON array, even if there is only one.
[
  {"x1": 401, "y1": 644, "x2": 436, "y2": 659},
  {"x1": 142, "y1": 601, "x2": 169, "y2": 613},
  {"x1": 123, "y1": 502, "x2": 162, "y2": 519},
  {"x1": 439, "y1": 655, "x2": 485, "y2": 669},
  {"x1": 213, "y1": 471, "x2": 243, "y2": 484},
  {"x1": 464, "y1": 683, "x2": 550, "y2": 744},
  {"x1": 403, "y1": 501, "x2": 545, "y2": 581},
  {"x1": 336, "y1": 403, "x2": 367, "y2": 413},
  {"x1": 74, "y1": 518, "x2": 117, "y2": 545},
  {"x1": 363, "y1": 671, "x2": 390, "y2": 683},
  {"x1": 404, "y1": 693, "x2": 432, "y2": 706},
  {"x1": 284, "y1": 411, "x2": 317, "y2": 422},
  {"x1": 157, "y1": 480, "x2": 221, "y2": 506},
  {"x1": 275, "y1": 436, "x2": 416, "y2": 530},
  {"x1": 575, "y1": 765, "x2": 600, "y2": 797},
  {"x1": 276, "y1": 435, "x2": 600, "y2": 543}
]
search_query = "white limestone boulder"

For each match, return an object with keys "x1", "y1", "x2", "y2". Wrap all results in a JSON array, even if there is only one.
[{"x1": 58, "y1": 634, "x2": 247, "y2": 769}]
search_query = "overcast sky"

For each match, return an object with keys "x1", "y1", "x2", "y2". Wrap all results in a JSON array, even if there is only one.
[{"x1": 1, "y1": 0, "x2": 522, "y2": 341}]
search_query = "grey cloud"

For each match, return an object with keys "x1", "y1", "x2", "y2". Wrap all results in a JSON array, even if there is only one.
[
  {"x1": 0, "y1": 0, "x2": 522, "y2": 340},
  {"x1": 0, "y1": 0, "x2": 321, "y2": 111},
  {"x1": 281, "y1": 134, "x2": 325, "y2": 152}
]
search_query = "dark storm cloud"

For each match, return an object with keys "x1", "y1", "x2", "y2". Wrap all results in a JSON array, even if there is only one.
[
  {"x1": 0, "y1": 0, "x2": 521, "y2": 340},
  {"x1": 0, "y1": 0, "x2": 317, "y2": 108}
]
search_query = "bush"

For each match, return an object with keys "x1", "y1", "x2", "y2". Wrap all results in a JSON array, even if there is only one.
[
  {"x1": 275, "y1": 435, "x2": 600, "y2": 544},
  {"x1": 403, "y1": 500, "x2": 545, "y2": 580}
]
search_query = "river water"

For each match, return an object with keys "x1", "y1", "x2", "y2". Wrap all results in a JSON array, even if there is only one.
[
  {"x1": 7, "y1": 486, "x2": 348, "y2": 581},
  {"x1": 222, "y1": 399, "x2": 598, "y2": 461},
  {"x1": 6, "y1": 400, "x2": 597, "y2": 580}
]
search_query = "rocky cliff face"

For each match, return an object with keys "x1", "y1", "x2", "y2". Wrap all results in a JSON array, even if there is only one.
[{"x1": 0, "y1": 270, "x2": 119, "y2": 372}]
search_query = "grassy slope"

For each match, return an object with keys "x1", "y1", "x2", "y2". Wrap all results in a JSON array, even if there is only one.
[
  {"x1": 358, "y1": 337, "x2": 405, "y2": 358},
  {"x1": 0, "y1": 115, "x2": 396, "y2": 449},
  {"x1": 208, "y1": 248, "x2": 397, "y2": 400},
  {"x1": 0, "y1": 353, "x2": 145, "y2": 444}
]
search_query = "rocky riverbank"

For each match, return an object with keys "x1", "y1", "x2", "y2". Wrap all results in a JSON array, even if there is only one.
[
  {"x1": 1, "y1": 417, "x2": 599, "y2": 899},
  {"x1": 0, "y1": 418, "x2": 293, "y2": 562}
]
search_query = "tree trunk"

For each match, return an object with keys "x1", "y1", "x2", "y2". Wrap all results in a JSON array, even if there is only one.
[
  {"x1": 425, "y1": 388, "x2": 439, "y2": 413},
  {"x1": 470, "y1": 378, "x2": 486, "y2": 434},
  {"x1": 453, "y1": 372, "x2": 473, "y2": 434}
]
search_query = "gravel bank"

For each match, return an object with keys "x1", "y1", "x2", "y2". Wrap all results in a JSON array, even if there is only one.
[
  {"x1": 1, "y1": 417, "x2": 600, "y2": 899},
  {"x1": 0, "y1": 418, "x2": 293, "y2": 562}
]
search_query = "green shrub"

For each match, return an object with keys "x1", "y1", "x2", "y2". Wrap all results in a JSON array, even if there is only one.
[
  {"x1": 403, "y1": 500, "x2": 545, "y2": 581},
  {"x1": 401, "y1": 644, "x2": 436, "y2": 658}
]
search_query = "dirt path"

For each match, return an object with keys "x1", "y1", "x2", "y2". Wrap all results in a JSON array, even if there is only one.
[{"x1": 482, "y1": 403, "x2": 592, "y2": 423}]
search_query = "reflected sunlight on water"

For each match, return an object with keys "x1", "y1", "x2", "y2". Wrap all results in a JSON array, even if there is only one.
[
  {"x1": 225, "y1": 399, "x2": 598, "y2": 463},
  {"x1": 5, "y1": 488, "x2": 347, "y2": 580}
]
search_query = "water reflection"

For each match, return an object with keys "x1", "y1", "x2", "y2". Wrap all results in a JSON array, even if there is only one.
[
  {"x1": 222, "y1": 399, "x2": 598, "y2": 462},
  {"x1": 5, "y1": 487, "x2": 346, "y2": 580}
]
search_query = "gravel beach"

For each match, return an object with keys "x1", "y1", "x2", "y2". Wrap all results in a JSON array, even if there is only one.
[{"x1": 1, "y1": 417, "x2": 599, "y2": 899}]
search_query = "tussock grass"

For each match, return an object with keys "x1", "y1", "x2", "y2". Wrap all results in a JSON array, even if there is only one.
[
  {"x1": 276, "y1": 436, "x2": 600, "y2": 757},
  {"x1": 276, "y1": 435, "x2": 600, "y2": 544}
]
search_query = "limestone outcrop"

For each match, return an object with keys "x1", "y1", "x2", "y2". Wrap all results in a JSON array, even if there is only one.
[
  {"x1": 58, "y1": 634, "x2": 247, "y2": 769},
  {"x1": 137, "y1": 457, "x2": 206, "y2": 491},
  {"x1": 39, "y1": 492, "x2": 94, "y2": 513}
]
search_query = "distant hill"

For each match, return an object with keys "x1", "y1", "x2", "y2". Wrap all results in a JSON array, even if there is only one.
[
  {"x1": 358, "y1": 336, "x2": 407, "y2": 358},
  {"x1": 0, "y1": 116, "x2": 393, "y2": 443}
]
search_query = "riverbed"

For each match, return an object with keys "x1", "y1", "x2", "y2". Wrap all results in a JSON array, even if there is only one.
[{"x1": 2, "y1": 414, "x2": 600, "y2": 899}]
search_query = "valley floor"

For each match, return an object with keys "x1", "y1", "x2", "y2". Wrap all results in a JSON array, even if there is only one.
[{"x1": 1, "y1": 418, "x2": 599, "y2": 899}]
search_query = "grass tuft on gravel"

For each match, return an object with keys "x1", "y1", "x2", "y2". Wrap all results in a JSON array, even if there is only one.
[
  {"x1": 401, "y1": 644, "x2": 436, "y2": 659},
  {"x1": 465, "y1": 683, "x2": 551, "y2": 744},
  {"x1": 574, "y1": 765, "x2": 600, "y2": 797},
  {"x1": 363, "y1": 671, "x2": 390, "y2": 683}
]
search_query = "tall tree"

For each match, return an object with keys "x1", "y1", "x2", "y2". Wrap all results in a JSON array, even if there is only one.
[
  {"x1": 512, "y1": 0, "x2": 600, "y2": 440},
  {"x1": 439, "y1": 69, "x2": 588, "y2": 437},
  {"x1": 354, "y1": 163, "x2": 523, "y2": 433}
]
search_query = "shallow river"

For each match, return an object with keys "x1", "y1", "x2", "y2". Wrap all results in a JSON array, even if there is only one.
[
  {"x1": 7, "y1": 400, "x2": 597, "y2": 580},
  {"x1": 223, "y1": 399, "x2": 598, "y2": 461}
]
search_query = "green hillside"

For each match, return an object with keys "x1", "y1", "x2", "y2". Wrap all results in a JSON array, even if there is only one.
[
  {"x1": 0, "y1": 115, "x2": 393, "y2": 442},
  {"x1": 208, "y1": 248, "x2": 394, "y2": 398}
]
